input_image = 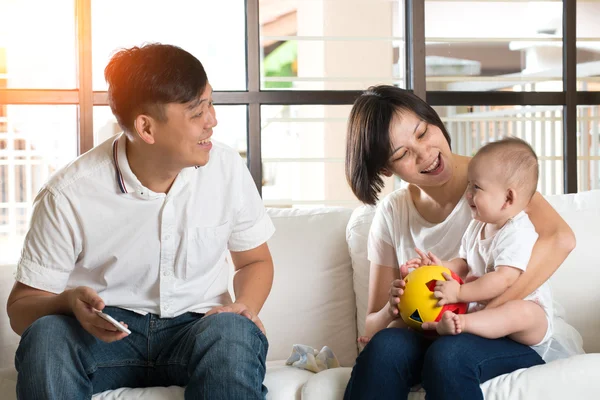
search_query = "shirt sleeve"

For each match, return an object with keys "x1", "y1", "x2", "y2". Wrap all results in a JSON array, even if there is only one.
[
  {"x1": 15, "y1": 188, "x2": 80, "y2": 294},
  {"x1": 228, "y1": 155, "x2": 275, "y2": 252},
  {"x1": 367, "y1": 202, "x2": 398, "y2": 268},
  {"x1": 459, "y1": 220, "x2": 477, "y2": 260},
  {"x1": 492, "y1": 220, "x2": 539, "y2": 272},
  {"x1": 458, "y1": 233, "x2": 468, "y2": 260}
]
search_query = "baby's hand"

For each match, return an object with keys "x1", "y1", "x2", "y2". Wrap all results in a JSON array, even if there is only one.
[{"x1": 433, "y1": 272, "x2": 461, "y2": 305}]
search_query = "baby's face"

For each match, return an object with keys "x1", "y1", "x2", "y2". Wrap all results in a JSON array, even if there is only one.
[{"x1": 465, "y1": 158, "x2": 509, "y2": 224}]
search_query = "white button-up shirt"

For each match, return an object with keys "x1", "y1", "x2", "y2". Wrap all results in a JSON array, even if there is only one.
[{"x1": 16, "y1": 133, "x2": 275, "y2": 317}]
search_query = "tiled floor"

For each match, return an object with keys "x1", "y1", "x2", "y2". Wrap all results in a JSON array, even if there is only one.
[{"x1": 0, "y1": 266, "x2": 19, "y2": 371}]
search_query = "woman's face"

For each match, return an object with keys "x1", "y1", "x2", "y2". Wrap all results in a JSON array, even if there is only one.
[{"x1": 386, "y1": 110, "x2": 453, "y2": 187}]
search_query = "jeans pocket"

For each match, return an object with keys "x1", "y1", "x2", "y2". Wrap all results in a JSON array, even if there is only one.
[{"x1": 185, "y1": 222, "x2": 230, "y2": 279}]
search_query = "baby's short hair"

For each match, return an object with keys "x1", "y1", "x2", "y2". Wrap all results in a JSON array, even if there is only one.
[{"x1": 473, "y1": 137, "x2": 539, "y2": 200}]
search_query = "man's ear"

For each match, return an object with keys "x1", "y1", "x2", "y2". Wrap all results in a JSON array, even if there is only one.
[
  {"x1": 381, "y1": 167, "x2": 393, "y2": 177},
  {"x1": 133, "y1": 114, "x2": 156, "y2": 145},
  {"x1": 503, "y1": 188, "x2": 516, "y2": 209}
]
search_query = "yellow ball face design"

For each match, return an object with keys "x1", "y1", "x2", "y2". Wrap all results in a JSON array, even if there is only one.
[{"x1": 398, "y1": 266, "x2": 452, "y2": 330}]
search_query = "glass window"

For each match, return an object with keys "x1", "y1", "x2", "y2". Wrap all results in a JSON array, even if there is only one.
[
  {"x1": 577, "y1": 1, "x2": 600, "y2": 91},
  {"x1": 577, "y1": 105, "x2": 600, "y2": 191},
  {"x1": 91, "y1": 0, "x2": 247, "y2": 91},
  {"x1": 259, "y1": 0, "x2": 405, "y2": 90},
  {"x1": 261, "y1": 105, "x2": 395, "y2": 208},
  {"x1": 0, "y1": 105, "x2": 78, "y2": 264},
  {"x1": 425, "y1": 1, "x2": 563, "y2": 92},
  {"x1": 0, "y1": 0, "x2": 77, "y2": 89},
  {"x1": 434, "y1": 105, "x2": 564, "y2": 196},
  {"x1": 94, "y1": 105, "x2": 247, "y2": 156}
]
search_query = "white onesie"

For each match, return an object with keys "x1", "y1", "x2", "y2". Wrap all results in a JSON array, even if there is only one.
[{"x1": 459, "y1": 211, "x2": 554, "y2": 351}]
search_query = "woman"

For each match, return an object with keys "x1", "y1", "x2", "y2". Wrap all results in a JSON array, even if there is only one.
[{"x1": 343, "y1": 86, "x2": 576, "y2": 400}]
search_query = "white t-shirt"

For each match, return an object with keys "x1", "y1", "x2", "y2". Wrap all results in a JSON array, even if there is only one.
[
  {"x1": 368, "y1": 188, "x2": 580, "y2": 361},
  {"x1": 368, "y1": 188, "x2": 472, "y2": 267},
  {"x1": 460, "y1": 212, "x2": 554, "y2": 348},
  {"x1": 16, "y1": 133, "x2": 275, "y2": 318}
]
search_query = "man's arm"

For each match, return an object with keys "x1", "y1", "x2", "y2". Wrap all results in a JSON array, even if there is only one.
[
  {"x1": 204, "y1": 242, "x2": 274, "y2": 335},
  {"x1": 7, "y1": 282, "x2": 128, "y2": 341},
  {"x1": 230, "y1": 242, "x2": 274, "y2": 316},
  {"x1": 6, "y1": 283, "x2": 71, "y2": 335}
]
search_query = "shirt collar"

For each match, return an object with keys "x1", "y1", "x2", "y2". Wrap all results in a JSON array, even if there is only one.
[
  {"x1": 112, "y1": 133, "x2": 195, "y2": 199},
  {"x1": 112, "y1": 134, "x2": 131, "y2": 194}
]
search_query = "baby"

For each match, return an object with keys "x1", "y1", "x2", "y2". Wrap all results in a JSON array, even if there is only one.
[{"x1": 407, "y1": 137, "x2": 553, "y2": 351}]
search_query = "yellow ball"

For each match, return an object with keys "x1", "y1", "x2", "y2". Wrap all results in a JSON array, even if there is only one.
[{"x1": 398, "y1": 265, "x2": 467, "y2": 331}]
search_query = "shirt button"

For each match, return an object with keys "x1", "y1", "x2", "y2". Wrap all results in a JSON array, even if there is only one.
[{"x1": 164, "y1": 234, "x2": 171, "y2": 241}]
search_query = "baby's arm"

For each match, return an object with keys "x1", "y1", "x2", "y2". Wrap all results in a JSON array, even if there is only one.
[
  {"x1": 443, "y1": 258, "x2": 469, "y2": 280},
  {"x1": 436, "y1": 265, "x2": 521, "y2": 304}
]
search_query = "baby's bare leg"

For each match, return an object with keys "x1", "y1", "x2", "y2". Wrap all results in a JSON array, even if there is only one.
[{"x1": 441, "y1": 300, "x2": 547, "y2": 345}]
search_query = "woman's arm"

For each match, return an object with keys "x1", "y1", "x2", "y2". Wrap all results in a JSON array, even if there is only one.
[
  {"x1": 486, "y1": 192, "x2": 575, "y2": 309},
  {"x1": 365, "y1": 262, "x2": 406, "y2": 337}
]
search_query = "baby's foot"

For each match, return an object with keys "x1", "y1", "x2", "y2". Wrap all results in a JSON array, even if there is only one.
[
  {"x1": 357, "y1": 336, "x2": 371, "y2": 345},
  {"x1": 435, "y1": 311, "x2": 463, "y2": 335},
  {"x1": 357, "y1": 336, "x2": 371, "y2": 351}
]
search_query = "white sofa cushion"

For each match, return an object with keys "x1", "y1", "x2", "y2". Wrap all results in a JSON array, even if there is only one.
[
  {"x1": 479, "y1": 353, "x2": 600, "y2": 399},
  {"x1": 345, "y1": 205, "x2": 376, "y2": 338},
  {"x1": 262, "y1": 207, "x2": 358, "y2": 366},
  {"x1": 545, "y1": 190, "x2": 600, "y2": 353},
  {"x1": 0, "y1": 363, "x2": 315, "y2": 400}
]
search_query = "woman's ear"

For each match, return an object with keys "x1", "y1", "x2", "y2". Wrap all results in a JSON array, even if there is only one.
[
  {"x1": 133, "y1": 114, "x2": 156, "y2": 145},
  {"x1": 381, "y1": 167, "x2": 393, "y2": 177}
]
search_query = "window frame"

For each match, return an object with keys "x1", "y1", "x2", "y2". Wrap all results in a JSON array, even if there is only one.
[{"x1": 0, "y1": 0, "x2": 598, "y2": 194}]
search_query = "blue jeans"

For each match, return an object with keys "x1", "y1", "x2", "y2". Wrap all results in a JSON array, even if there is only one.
[
  {"x1": 344, "y1": 328, "x2": 544, "y2": 400},
  {"x1": 15, "y1": 307, "x2": 269, "y2": 400}
]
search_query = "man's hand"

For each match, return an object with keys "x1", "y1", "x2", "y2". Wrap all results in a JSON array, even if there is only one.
[
  {"x1": 433, "y1": 272, "x2": 461, "y2": 305},
  {"x1": 67, "y1": 286, "x2": 129, "y2": 342},
  {"x1": 205, "y1": 302, "x2": 266, "y2": 336}
]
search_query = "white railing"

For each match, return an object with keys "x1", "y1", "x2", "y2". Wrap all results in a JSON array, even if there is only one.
[
  {"x1": 443, "y1": 105, "x2": 600, "y2": 194},
  {"x1": 0, "y1": 119, "x2": 54, "y2": 264}
]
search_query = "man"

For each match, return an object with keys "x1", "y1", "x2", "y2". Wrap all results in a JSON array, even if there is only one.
[{"x1": 7, "y1": 43, "x2": 274, "y2": 399}]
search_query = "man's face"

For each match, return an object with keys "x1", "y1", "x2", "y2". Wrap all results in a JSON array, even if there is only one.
[{"x1": 153, "y1": 83, "x2": 217, "y2": 169}]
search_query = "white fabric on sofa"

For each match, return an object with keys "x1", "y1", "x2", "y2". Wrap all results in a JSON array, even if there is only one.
[
  {"x1": 1, "y1": 192, "x2": 600, "y2": 399},
  {"x1": 260, "y1": 207, "x2": 358, "y2": 367},
  {"x1": 545, "y1": 191, "x2": 600, "y2": 353}
]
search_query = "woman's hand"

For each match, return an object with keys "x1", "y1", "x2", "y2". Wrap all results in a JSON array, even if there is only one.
[
  {"x1": 414, "y1": 248, "x2": 443, "y2": 267},
  {"x1": 387, "y1": 278, "x2": 406, "y2": 318}
]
